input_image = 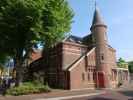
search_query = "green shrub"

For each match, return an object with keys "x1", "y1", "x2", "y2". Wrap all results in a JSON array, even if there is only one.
[{"x1": 6, "y1": 82, "x2": 51, "y2": 96}]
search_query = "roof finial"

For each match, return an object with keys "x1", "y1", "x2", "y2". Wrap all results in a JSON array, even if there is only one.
[
  {"x1": 95, "y1": 0, "x2": 97, "y2": 9},
  {"x1": 90, "y1": 0, "x2": 107, "y2": 30}
]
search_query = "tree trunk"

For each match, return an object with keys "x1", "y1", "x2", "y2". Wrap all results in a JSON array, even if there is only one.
[
  {"x1": 14, "y1": 48, "x2": 32, "y2": 86},
  {"x1": 15, "y1": 69, "x2": 22, "y2": 86},
  {"x1": 14, "y1": 59, "x2": 23, "y2": 86}
]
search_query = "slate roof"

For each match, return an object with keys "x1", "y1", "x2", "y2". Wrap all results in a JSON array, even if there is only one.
[
  {"x1": 91, "y1": 7, "x2": 106, "y2": 29},
  {"x1": 64, "y1": 35, "x2": 82, "y2": 44}
]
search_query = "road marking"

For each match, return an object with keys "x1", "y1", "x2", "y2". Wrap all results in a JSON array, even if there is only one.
[{"x1": 34, "y1": 92, "x2": 105, "y2": 100}]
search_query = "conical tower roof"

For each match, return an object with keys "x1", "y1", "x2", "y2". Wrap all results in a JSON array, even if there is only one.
[{"x1": 91, "y1": 7, "x2": 107, "y2": 30}]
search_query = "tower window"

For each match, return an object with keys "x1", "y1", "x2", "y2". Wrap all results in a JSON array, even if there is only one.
[
  {"x1": 101, "y1": 54, "x2": 104, "y2": 60},
  {"x1": 104, "y1": 32, "x2": 108, "y2": 41}
]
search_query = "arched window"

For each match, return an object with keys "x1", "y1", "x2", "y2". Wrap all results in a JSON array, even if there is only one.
[
  {"x1": 104, "y1": 32, "x2": 108, "y2": 41},
  {"x1": 101, "y1": 53, "x2": 104, "y2": 60},
  {"x1": 88, "y1": 73, "x2": 90, "y2": 81},
  {"x1": 82, "y1": 73, "x2": 85, "y2": 81}
]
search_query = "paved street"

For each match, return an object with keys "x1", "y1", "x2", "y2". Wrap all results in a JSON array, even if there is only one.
[
  {"x1": 0, "y1": 83, "x2": 133, "y2": 100},
  {"x1": 0, "y1": 89, "x2": 104, "y2": 100},
  {"x1": 0, "y1": 89, "x2": 133, "y2": 100},
  {"x1": 64, "y1": 90, "x2": 133, "y2": 100},
  {"x1": 64, "y1": 83, "x2": 133, "y2": 100}
]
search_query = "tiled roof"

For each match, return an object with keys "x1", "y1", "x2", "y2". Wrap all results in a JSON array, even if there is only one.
[
  {"x1": 64, "y1": 35, "x2": 82, "y2": 44},
  {"x1": 91, "y1": 7, "x2": 106, "y2": 30}
]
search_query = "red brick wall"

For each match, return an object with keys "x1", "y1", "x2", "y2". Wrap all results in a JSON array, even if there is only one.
[
  {"x1": 108, "y1": 47, "x2": 117, "y2": 69},
  {"x1": 69, "y1": 48, "x2": 96, "y2": 90},
  {"x1": 47, "y1": 42, "x2": 117, "y2": 89},
  {"x1": 47, "y1": 42, "x2": 88, "y2": 89},
  {"x1": 62, "y1": 42, "x2": 87, "y2": 70},
  {"x1": 107, "y1": 47, "x2": 117, "y2": 88}
]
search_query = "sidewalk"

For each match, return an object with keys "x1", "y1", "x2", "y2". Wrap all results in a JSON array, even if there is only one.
[{"x1": 0, "y1": 89, "x2": 104, "y2": 100}]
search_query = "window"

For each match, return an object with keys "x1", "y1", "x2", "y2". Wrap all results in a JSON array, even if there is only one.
[
  {"x1": 82, "y1": 73, "x2": 85, "y2": 81},
  {"x1": 101, "y1": 54, "x2": 104, "y2": 60},
  {"x1": 88, "y1": 73, "x2": 90, "y2": 81},
  {"x1": 104, "y1": 32, "x2": 108, "y2": 41}
]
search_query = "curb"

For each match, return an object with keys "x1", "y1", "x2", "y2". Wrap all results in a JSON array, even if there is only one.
[{"x1": 35, "y1": 92, "x2": 105, "y2": 100}]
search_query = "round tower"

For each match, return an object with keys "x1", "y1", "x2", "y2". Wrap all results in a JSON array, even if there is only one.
[{"x1": 90, "y1": 7, "x2": 112, "y2": 88}]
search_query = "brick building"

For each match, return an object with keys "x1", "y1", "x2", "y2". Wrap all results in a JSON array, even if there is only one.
[{"x1": 29, "y1": 7, "x2": 129, "y2": 90}]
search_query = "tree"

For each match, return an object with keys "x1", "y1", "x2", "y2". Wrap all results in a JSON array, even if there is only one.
[
  {"x1": 128, "y1": 61, "x2": 133, "y2": 73},
  {"x1": 40, "y1": 0, "x2": 74, "y2": 85},
  {"x1": 0, "y1": 63, "x2": 4, "y2": 76},
  {"x1": 117, "y1": 58, "x2": 128, "y2": 69},
  {"x1": 41, "y1": 0, "x2": 74, "y2": 48},
  {"x1": 0, "y1": 0, "x2": 73, "y2": 86},
  {"x1": 0, "y1": 0, "x2": 45, "y2": 86}
]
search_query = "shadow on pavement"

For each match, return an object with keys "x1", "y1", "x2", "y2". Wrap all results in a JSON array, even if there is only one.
[
  {"x1": 119, "y1": 90, "x2": 133, "y2": 98},
  {"x1": 87, "y1": 97, "x2": 114, "y2": 100}
]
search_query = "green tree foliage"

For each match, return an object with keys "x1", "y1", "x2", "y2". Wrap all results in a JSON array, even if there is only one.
[
  {"x1": 0, "y1": 0, "x2": 45, "y2": 86},
  {"x1": 117, "y1": 58, "x2": 128, "y2": 69},
  {"x1": 42, "y1": 0, "x2": 74, "y2": 48},
  {"x1": 128, "y1": 61, "x2": 133, "y2": 73},
  {"x1": 0, "y1": 0, "x2": 73, "y2": 86}
]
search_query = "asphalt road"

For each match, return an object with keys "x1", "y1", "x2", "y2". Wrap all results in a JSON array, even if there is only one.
[
  {"x1": 0, "y1": 83, "x2": 133, "y2": 100},
  {"x1": 65, "y1": 90, "x2": 133, "y2": 100}
]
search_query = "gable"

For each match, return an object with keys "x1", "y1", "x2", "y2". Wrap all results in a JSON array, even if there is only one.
[{"x1": 68, "y1": 47, "x2": 96, "y2": 71}]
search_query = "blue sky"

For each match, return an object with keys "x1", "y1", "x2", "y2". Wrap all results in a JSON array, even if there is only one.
[{"x1": 68, "y1": 0, "x2": 133, "y2": 61}]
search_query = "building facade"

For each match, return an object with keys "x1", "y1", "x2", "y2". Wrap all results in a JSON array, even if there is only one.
[{"x1": 29, "y1": 7, "x2": 129, "y2": 90}]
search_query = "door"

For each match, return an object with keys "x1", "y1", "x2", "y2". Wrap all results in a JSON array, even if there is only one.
[{"x1": 97, "y1": 72, "x2": 105, "y2": 88}]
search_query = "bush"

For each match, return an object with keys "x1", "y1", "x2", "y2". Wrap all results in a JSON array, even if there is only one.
[{"x1": 6, "y1": 81, "x2": 51, "y2": 96}]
